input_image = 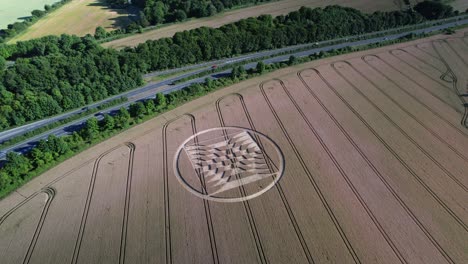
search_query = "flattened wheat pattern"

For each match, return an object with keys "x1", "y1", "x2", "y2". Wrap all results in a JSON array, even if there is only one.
[{"x1": 184, "y1": 131, "x2": 277, "y2": 196}]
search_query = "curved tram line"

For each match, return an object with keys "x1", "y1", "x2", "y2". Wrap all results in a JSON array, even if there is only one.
[
  {"x1": 344, "y1": 59, "x2": 468, "y2": 163},
  {"x1": 302, "y1": 68, "x2": 468, "y2": 234},
  {"x1": 0, "y1": 187, "x2": 56, "y2": 264},
  {"x1": 361, "y1": 54, "x2": 467, "y2": 136},
  {"x1": 363, "y1": 52, "x2": 468, "y2": 129},
  {"x1": 431, "y1": 40, "x2": 468, "y2": 128},
  {"x1": 263, "y1": 79, "x2": 409, "y2": 264},
  {"x1": 298, "y1": 70, "x2": 459, "y2": 264},
  {"x1": 443, "y1": 39, "x2": 468, "y2": 67},
  {"x1": 384, "y1": 51, "x2": 460, "y2": 111},
  {"x1": 258, "y1": 81, "x2": 362, "y2": 264},
  {"x1": 0, "y1": 149, "x2": 122, "y2": 264},
  {"x1": 215, "y1": 96, "x2": 268, "y2": 264},
  {"x1": 162, "y1": 115, "x2": 219, "y2": 264},
  {"x1": 388, "y1": 48, "x2": 450, "y2": 78},
  {"x1": 216, "y1": 94, "x2": 313, "y2": 264},
  {"x1": 415, "y1": 42, "x2": 444, "y2": 61},
  {"x1": 332, "y1": 60, "x2": 468, "y2": 194},
  {"x1": 389, "y1": 48, "x2": 454, "y2": 86},
  {"x1": 70, "y1": 142, "x2": 136, "y2": 264}
]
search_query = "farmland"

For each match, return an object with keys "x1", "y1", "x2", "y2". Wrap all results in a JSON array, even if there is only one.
[
  {"x1": 103, "y1": 0, "x2": 406, "y2": 49},
  {"x1": 0, "y1": 0, "x2": 59, "y2": 29},
  {"x1": 1, "y1": 30, "x2": 468, "y2": 263},
  {"x1": 8, "y1": 0, "x2": 133, "y2": 43}
]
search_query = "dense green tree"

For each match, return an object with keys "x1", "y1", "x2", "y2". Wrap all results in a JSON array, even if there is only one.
[
  {"x1": 30, "y1": 148, "x2": 46, "y2": 167},
  {"x1": 414, "y1": 1, "x2": 454, "y2": 20},
  {"x1": 4, "y1": 152, "x2": 31, "y2": 179},
  {"x1": 31, "y1": 10, "x2": 46, "y2": 18},
  {"x1": 102, "y1": 114, "x2": 115, "y2": 131},
  {"x1": 155, "y1": 93, "x2": 167, "y2": 111},
  {"x1": 67, "y1": 132, "x2": 84, "y2": 149},
  {"x1": 288, "y1": 55, "x2": 297, "y2": 65},
  {"x1": 115, "y1": 107, "x2": 131, "y2": 128},
  {"x1": 47, "y1": 135, "x2": 69, "y2": 155},
  {"x1": 94, "y1": 26, "x2": 108, "y2": 40},
  {"x1": 129, "y1": 102, "x2": 147, "y2": 118},
  {"x1": 173, "y1": 10, "x2": 187, "y2": 21},
  {"x1": 144, "y1": 0, "x2": 167, "y2": 25},
  {"x1": 256, "y1": 61, "x2": 266, "y2": 73},
  {"x1": 145, "y1": 99, "x2": 156, "y2": 113},
  {"x1": 82, "y1": 117, "x2": 99, "y2": 141},
  {"x1": 0, "y1": 56, "x2": 5, "y2": 71},
  {"x1": 0, "y1": 4, "x2": 451, "y2": 132},
  {"x1": 0, "y1": 171, "x2": 11, "y2": 190},
  {"x1": 231, "y1": 65, "x2": 246, "y2": 79}
]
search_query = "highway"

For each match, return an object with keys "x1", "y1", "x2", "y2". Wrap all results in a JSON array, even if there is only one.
[{"x1": 0, "y1": 16, "x2": 467, "y2": 160}]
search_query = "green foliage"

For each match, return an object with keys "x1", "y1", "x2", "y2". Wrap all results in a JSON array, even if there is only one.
[
  {"x1": 0, "y1": 56, "x2": 5, "y2": 71},
  {"x1": 139, "y1": 0, "x2": 271, "y2": 26},
  {"x1": 130, "y1": 6, "x2": 427, "y2": 72},
  {"x1": 94, "y1": 26, "x2": 108, "y2": 40},
  {"x1": 102, "y1": 114, "x2": 115, "y2": 131},
  {"x1": 145, "y1": 99, "x2": 156, "y2": 114},
  {"x1": 231, "y1": 65, "x2": 246, "y2": 79},
  {"x1": 288, "y1": 55, "x2": 297, "y2": 65},
  {"x1": 0, "y1": 97, "x2": 127, "y2": 149},
  {"x1": 256, "y1": 61, "x2": 266, "y2": 73},
  {"x1": 31, "y1": 10, "x2": 46, "y2": 18},
  {"x1": 144, "y1": 1, "x2": 168, "y2": 25},
  {"x1": 0, "y1": 35, "x2": 142, "y2": 130},
  {"x1": 82, "y1": 117, "x2": 99, "y2": 141},
  {"x1": 129, "y1": 102, "x2": 147, "y2": 119},
  {"x1": 155, "y1": 93, "x2": 167, "y2": 111},
  {"x1": 414, "y1": 1, "x2": 454, "y2": 20},
  {"x1": 0, "y1": 26, "x2": 450, "y2": 198},
  {"x1": 4, "y1": 152, "x2": 31, "y2": 179},
  {"x1": 173, "y1": 10, "x2": 187, "y2": 21},
  {"x1": 0, "y1": 5, "x2": 451, "y2": 132},
  {"x1": 115, "y1": 107, "x2": 131, "y2": 128}
]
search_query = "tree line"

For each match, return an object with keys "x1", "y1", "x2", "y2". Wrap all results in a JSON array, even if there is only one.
[
  {"x1": 0, "y1": 2, "x2": 459, "y2": 131},
  {"x1": 127, "y1": 5, "x2": 429, "y2": 71},
  {"x1": 0, "y1": 25, "x2": 453, "y2": 197},
  {"x1": 0, "y1": 34, "x2": 143, "y2": 130},
  {"x1": 107, "y1": 0, "x2": 272, "y2": 27}
]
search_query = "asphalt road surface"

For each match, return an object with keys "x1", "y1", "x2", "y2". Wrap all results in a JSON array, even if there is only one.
[{"x1": 1, "y1": 16, "x2": 467, "y2": 160}]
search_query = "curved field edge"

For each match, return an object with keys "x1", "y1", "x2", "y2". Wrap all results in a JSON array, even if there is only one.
[
  {"x1": 0, "y1": 29, "x2": 467, "y2": 263},
  {"x1": 2, "y1": 28, "x2": 466, "y2": 201}
]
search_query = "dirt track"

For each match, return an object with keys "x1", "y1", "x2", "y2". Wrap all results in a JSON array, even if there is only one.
[{"x1": 1, "y1": 31, "x2": 468, "y2": 263}]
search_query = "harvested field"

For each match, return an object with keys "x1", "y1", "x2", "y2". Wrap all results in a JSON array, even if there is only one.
[
  {"x1": 103, "y1": 0, "x2": 404, "y2": 49},
  {"x1": 1, "y1": 31, "x2": 468, "y2": 263},
  {"x1": 9, "y1": 0, "x2": 133, "y2": 43}
]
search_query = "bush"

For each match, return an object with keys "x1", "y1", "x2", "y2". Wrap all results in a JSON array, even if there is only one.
[{"x1": 414, "y1": 1, "x2": 454, "y2": 20}]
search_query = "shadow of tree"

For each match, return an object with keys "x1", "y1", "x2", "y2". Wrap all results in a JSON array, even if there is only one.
[{"x1": 87, "y1": 0, "x2": 140, "y2": 29}]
